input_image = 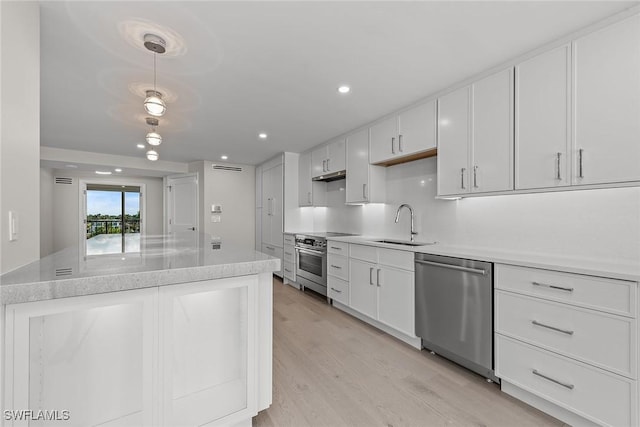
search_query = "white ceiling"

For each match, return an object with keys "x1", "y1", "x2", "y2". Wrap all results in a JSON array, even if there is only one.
[{"x1": 40, "y1": 1, "x2": 638, "y2": 167}]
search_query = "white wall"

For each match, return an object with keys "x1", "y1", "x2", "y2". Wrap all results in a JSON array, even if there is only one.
[
  {"x1": 0, "y1": 2, "x2": 40, "y2": 273},
  {"x1": 303, "y1": 157, "x2": 640, "y2": 264},
  {"x1": 189, "y1": 161, "x2": 256, "y2": 249},
  {"x1": 44, "y1": 169, "x2": 164, "y2": 255}
]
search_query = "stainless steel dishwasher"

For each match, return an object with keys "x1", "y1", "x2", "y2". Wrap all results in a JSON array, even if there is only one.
[{"x1": 415, "y1": 253, "x2": 497, "y2": 382}]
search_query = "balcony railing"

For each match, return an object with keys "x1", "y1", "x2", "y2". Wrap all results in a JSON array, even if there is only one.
[{"x1": 86, "y1": 219, "x2": 140, "y2": 239}]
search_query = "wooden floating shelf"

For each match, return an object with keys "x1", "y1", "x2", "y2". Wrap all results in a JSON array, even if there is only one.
[{"x1": 373, "y1": 148, "x2": 438, "y2": 167}]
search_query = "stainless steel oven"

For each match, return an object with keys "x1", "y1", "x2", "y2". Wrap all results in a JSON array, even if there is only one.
[{"x1": 295, "y1": 234, "x2": 328, "y2": 296}]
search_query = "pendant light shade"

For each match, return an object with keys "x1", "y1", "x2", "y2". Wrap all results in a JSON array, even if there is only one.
[
  {"x1": 146, "y1": 130, "x2": 162, "y2": 146},
  {"x1": 146, "y1": 150, "x2": 159, "y2": 161},
  {"x1": 144, "y1": 90, "x2": 166, "y2": 117}
]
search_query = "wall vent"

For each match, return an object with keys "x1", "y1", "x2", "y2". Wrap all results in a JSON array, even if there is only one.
[
  {"x1": 55, "y1": 267, "x2": 73, "y2": 277},
  {"x1": 54, "y1": 177, "x2": 73, "y2": 185},
  {"x1": 212, "y1": 164, "x2": 242, "y2": 172}
]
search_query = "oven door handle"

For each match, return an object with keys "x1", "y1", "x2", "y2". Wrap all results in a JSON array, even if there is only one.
[{"x1": 296, "y1": 247, "x2": 325, "y2": 256}]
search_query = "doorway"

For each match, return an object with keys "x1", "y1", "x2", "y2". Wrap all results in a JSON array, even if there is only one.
[{"x1": 83, "y1": 184, "x2": 142, "y2": 256}]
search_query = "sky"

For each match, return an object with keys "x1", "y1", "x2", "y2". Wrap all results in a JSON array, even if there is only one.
[{"x1": 87, "y1": 191, "x2": 140, "y2": 216}]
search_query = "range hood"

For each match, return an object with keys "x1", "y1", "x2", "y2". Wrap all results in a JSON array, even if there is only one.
[{"x1": 312, "y1": 170, "x2": 346, "y2": 182}]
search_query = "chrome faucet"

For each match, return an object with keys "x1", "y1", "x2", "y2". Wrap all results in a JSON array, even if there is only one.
[{"x1": 395, "y1": 204, "x2": 418, "y2": 242}]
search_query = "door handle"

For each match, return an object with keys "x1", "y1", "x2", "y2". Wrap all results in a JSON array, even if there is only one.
[
  {"x1": 578, "y1": 148, "x2": 584, "y2": 179},
  {"x1": 461, "y1": 168, "x2": 466, "y2": 189},
  {"x1": 391, "y1": 137, "x2": 396, "y2": 154},
  {"x1": 376, "y1": 268, "x2": 381, "y2": 287},
  {"x1": 473, "y1": 165, "x2": 478, "y2": 189},
  {"x1": 322, "y1": 160, "x2": 327, "y2": 172},
  {"x1": 556, "y1": 152, "x2": 562, "y2": 181},
  {"x1": 190, "y1": 227, "x2": 196, "y2": 231},
  {"x1": 398, "y1": 134, "x2": 403, "y2": 152},
  {"x1": 326, "y1": 158, "x2": 330, "y2": 171},
  {"x1": 362, "y1": 183, "x2": 367, "y2": 200},
  {"x1": 369, "y1": 267, "x2": 374, "y2": 285}
]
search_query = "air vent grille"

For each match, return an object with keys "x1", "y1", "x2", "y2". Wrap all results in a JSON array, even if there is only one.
[
  {"x1": 55, "y1": 267, "x2": 73, "y2": 277},
  {"x1": 55, "y1": 177, "x2": 73, "y2": 185},
  {"x1": 212, "y1": 164, "x2": 242, "y2": 172}
]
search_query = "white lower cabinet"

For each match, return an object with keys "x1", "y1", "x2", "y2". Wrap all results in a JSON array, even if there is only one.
[
  {"x1": 341, "y1": 244, "x2": 418, "y2": 345},
  {"x1": 495, "y1": 263, "x2": 638, "y2": 427},
  {"x1": 283, "y1": 234, "x2": 296, "y2": 283}
]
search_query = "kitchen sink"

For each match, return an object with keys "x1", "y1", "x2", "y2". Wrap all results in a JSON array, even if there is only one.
[{"x1": 373, "y1": 239, "x2": 436, "y2": 247}]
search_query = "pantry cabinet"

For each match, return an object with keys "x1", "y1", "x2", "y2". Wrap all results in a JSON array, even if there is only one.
[
  {"x1": 311, "y1": 138, "x2": 346, "y2": 178},
  {"x1": 438, "y1": 68, "x2": 513, "y2": 197},
  {"x1": 515, "y1": 45, "x2": 571, "y2": 190},
  {"x1": 370, "y1": 100, "x2": 437, "y2": 165},
  {"x1": 261, "y1": 163, "x2": 283, "y2": 248},
  {"x1": 345, "y1": 127, "x2": 385, "y2": 204},
  {"x1": 573, "y1": 14, "x2": 640, "y2": 186}
]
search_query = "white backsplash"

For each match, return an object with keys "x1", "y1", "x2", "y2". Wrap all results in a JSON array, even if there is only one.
[{"x1": 304, "y1": 157, "x2": 640, "y2": 263}]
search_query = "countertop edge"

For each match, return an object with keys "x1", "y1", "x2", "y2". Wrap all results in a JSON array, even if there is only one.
[{"x1": 326, "y1": 236, "x2": 640, "y2": 282}]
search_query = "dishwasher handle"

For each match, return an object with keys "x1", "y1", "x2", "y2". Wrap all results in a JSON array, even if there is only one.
[{"x1": 415, "y1": 259, "x2": 487, "y2": 275}]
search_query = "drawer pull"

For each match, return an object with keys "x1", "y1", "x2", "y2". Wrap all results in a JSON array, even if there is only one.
[
  {"x1": 532, "y1": 281, "x2": 574, "y2": 293},
  {"x1": 330, "y1": 265, "x2": 342, "y2": 269},
  {"x1": 285, "y1": 252, "x2": 292, "y2": 256},
  {"x1": 330, "y1": 287, "x2": 342, "y2": 294},
  {"x1": 330, "y1": 246, "x2": 342, "y2": 250},
  {"x1": 284, "y1": 268, "x2": 291, "y2": 273},
  {"x1": 531, "y1": 320, "x2": 574, "y2": 336},
  {"x1": 532, "y1": 369, "x2": 574, "y2": 390}
]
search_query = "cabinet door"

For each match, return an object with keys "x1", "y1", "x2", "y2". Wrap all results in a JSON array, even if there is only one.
[
  {"x1": 261, "y1": 168, "x2": 272, "y2": 245},
  {"x1": 472, "y1": 68, "x2": 514, "y2": 193},
  {"x1": 437, "y1": 86, "x2": 471, "y2": 196},
  {"x1": 160, "y1": 276, "x2": 257, "y2": 426},
  {"x1": 515, "y1": 45, "x2": 571, "y2": 189},
  {"x1": 369, "y1": 116, "x2": 398, "y2": 164},
  {"x1": 349, "y1": 259, "x2": 377, "y2": 319},
  {"x1": 255, "y1": 208, "x2": 262, "y2": 251},
  {"x1": 327, "y1": 138, "x2": 346, "y2": 172},
  {"x1": 573, "y1": 15, "x2": 640, "y2": 185},
  {"x1": 311, "y1": 146, "x2": 327, "y2": 178},
  {"x1": 398, "y1": 100, "x2": 437, "y2": 157},
  {"x1": 377, "y1": 266, "x2": 415, "y2": 337},
  {"x1": 346, "y1": 128, "x2": 369, "y2": 203},
  {"x1": 269, "y1": 164, "x2": 284, "y2": 246},
  {"x1": 255, "y1": 165, "x2": 263, "y2": 208},
  {"x1": 298, "y1": 151, "x2": 312, "y2": 207}
]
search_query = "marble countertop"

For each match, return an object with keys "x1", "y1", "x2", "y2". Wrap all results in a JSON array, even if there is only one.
[
  {"x1": 0, "y1": 233, "x2": 280, "y2": 305},
  {"x1": 326, "y1": 235, "x2": 640, "y2": 282}
]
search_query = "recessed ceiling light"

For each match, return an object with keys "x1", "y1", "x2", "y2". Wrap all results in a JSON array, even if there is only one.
[
  {"x1": 338, "y1": 85, "x2": 351, "y2": 94},
  {"x1": 137, "y1": 144, "x2": 145, "y2": 149},
  {"x1": 115, "y1": 168, "x2": 123, "y2": 172},
  {"x1": 65, "y1": 164, "x2": 78, "y2": 168},
  {"x1": 95, "y1": 171, "x2": 112, "y2": 175},
  {"x1": 258, "y1": 133, "x2": 268, "y2": 139},
  {"x1": 221, "y1": 155, "x2": 228, "y2": 160}
]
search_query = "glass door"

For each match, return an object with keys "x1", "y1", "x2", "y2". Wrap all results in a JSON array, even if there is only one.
[{"x1": 85, "y1": 184, "x2": 141, "y2": 255}]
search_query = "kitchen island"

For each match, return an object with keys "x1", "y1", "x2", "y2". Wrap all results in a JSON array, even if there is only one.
[{"x1": 0, "y1": 232, "x2": 279, "y2": 427}]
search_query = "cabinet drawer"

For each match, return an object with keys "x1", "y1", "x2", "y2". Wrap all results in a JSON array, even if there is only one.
[
  {"x1": 496, "y1": 291, "x2": 636, "y2": 378},
  {"x1": 496, "y1": 335, "x2": 635, "y2": 427},
  {"x1": 378, "y1": 248, "x2": 414, "y2": 271},
  {"x1": 261, "y1": 244, "x2": 283, "y2": 260},
  {"x1": 283, "y1": 261, "x2": 295, "y2": 281},
  {"x1": 328, "y1": 277, "x2": 349, "y2": 306},
  {"x1": 283, "y1": 234, "x2": 295, "y2": 246},
  {"x1": 327, "y1": 240, "x2": 349, "y2": 255},
  {"x1": 496, "y1": 264, "x2": 636, "y2": 317},
  {"x1": 350, "y1": 244, "x2": 377, "y2": 263},
  {"x1": 283, "y1": 246, "x2": 295, "y2": 263},
  {"x1": 328, "y1": 254, "x2": 348, "y2": 281}
]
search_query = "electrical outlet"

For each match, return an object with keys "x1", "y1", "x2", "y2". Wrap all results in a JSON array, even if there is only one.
[{"x1": 211, "y1": 214, "x2": 221, "y2": 223}]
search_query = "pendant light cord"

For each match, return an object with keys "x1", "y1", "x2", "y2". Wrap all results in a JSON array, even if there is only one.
[{"x1": 153, "y1": 52, "x2": 157, "y2": 95}]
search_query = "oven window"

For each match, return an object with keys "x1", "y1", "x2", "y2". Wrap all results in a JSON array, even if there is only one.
[{"x1": 298, "y1": 251, "x2": 323, "y2": 277}]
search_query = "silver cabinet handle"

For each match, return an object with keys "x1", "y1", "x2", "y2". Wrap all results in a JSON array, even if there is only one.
[
  {"x1": 322, "y1": 160, "x2": 327, "y2": 172},
  {"x1": 473, "y1": 165, "x2": 478, "y2": 188},
  {"x1": 308, "y1": 192, "x2": 311, "y2": 204},
  {"x1": 532, "y1": 281, "x2": 574, "y2": 293},
  {"x1": 369, "y1": 267, "x2": 374, "y2": 285},
  {"x1": 327, "y1": 158, "x2": 330, "y2": 171},
  {"x1": 329, "y1": 246, "x2": 342, "y2": 251},
  {"x1": 330, "y1": 264, "x2": 342, "y2": 269},
  {"x1": 460, "y1": 168, "x2": 466, "y2": 189},
  {"x1": 578, "y1": 148, "x2": 584, "y2": 179},
  {"x1": 285, "y1": 252, "x2": 292, "y2": 256},
  {"x1": 362, "y1": 183, "x2": 367, "y2": 200},
  {"x1": 265, "y1": 246, "x2": 274, "y2": 250},
  {"x1": 376, "y1": 268, "x2": 381, "y2": 287},
  {"x1": 556, "y1": 152, "x2": 562, "y2": 181},
  {"x1": 532, "y1": 369, "x2": 574, "y2": 390},
  {"x1": 415, "y1": 259, "x2": 486, "y2": 275},
  {"x1": 330, "y1": 287, "x2": 342, "y2": 294},
  {"x1": 391, "y1": 137, "x2": 396, "y2": 154},
  {"x1": 531, "y1": 320, "x2": 574, "y2": 336},
  {"x1": 398, "y1": 134, "x2": 403, "y2": 152},
  {"x1": 284, "y1": 268, "x2": 291, "y2": 273}
]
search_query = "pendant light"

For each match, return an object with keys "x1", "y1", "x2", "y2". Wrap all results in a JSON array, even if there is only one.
[
  {"x1": 143, "y1": 34, "x2": 166, "y2": 117},
  {"x1": 146, "y1": 150, "x2": 159, "y2": 161},
  {"x1": 145, "y1": 117, "x2": 162, "y2": 146}
]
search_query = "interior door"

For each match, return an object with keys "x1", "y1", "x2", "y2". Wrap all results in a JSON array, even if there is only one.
[{"x1": 167, "y1": 174, "x2": 198, "y2": 233}]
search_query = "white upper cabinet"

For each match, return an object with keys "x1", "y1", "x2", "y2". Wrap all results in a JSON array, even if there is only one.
[
  {"x1": 437, "y1": 86, "x2": 471, "y2": 196},
  {"x1": 573, "y1": 14, "x2": 640, "y2": 185},
  {"x1": 370, "y1": 100, "x2": 437, "y2": 165},
  {"x1": 472, "y1": 68, "x2": 514, "y2": 193},
  {"x1": 515, "y1": 45, "x2": 571, "y2": 190},
  {"x1": 346, "y1": 128, "x2": 385, "y2": 204},
  {"x1": 311, "y1": 138, "x2": 346, "y2": 178},
  {"x1": 299, "y1": 151, "x2": 326, "y2": 207}
]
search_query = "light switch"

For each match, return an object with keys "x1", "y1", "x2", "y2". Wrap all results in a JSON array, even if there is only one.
[
  {"x1": 8, "y1": 211, "x2": 18, "y2": 241},
  {"x1": 211, "y1": 214, "x2": 221, "y2": 223},
  {"x1": 211, "y1": 204, "x2": 222, "y2": 213}
]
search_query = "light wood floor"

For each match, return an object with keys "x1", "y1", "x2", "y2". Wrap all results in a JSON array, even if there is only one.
[{"x1": 254, "y1": 277, "x2": 566, "y2": 427}]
